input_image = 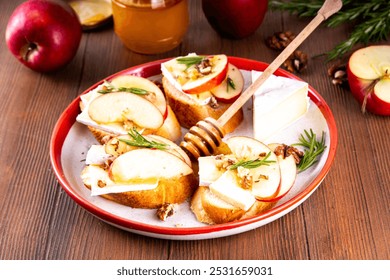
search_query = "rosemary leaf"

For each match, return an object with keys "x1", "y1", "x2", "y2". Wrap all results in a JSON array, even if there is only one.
[
  {"x1": 226, "y1": 76, "x2": 236, "y2": 92},
  {"x1": 98, "y1": 80, "x2": 150, "y2": 96},
  {"x1": 117, "y1": 87, "x2": 150, "y2": 95},
  {"x1": 270, "y1": 0, "x2": 390, "y2": 60},
  {"x1": 97, "y1": 80, "x2": 116, "y2": 94},
  {"x1": 293, "y1": 129, "x2": 326, "y2": 172},
  {"x1": 176, "y1": 56, "x2": 204, "y2": 70},
  {"x1": 229, "y1": 152, "x2": 276, "y2": 170},
  {"x1": 119, "y1": 128, "x2": 168, "y2": 150}
]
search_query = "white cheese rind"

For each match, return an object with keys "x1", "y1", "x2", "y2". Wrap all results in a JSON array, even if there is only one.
[
  {"x1": 198, "y1": 156, "x2": 224, "y2": 186},
  {"x1": 252, "y1": 71, "x2": 309, "y2": 142},
  {"x1": 209, "y1": 170, "x2": 256, "y2": 211},
  {"x1": 85, "y1": 144, "x2": 112, "y2": 165},
  {"x1": 81, "y1": 165, "x2": 159, "y2": 196}
]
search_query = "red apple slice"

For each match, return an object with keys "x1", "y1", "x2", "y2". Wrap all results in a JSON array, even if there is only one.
[
  {"x1": 108, "y1": 149, "x2": 193, "y2": 184},
  {"x1": 146, "y1": 135, "x2": 192, "y2": 167},
  {"x1": 347, "y1": 45, "x2": 390, "y2": 116},
  {"x1": 109, "y1": 74, "x2": 168, "y2": 118},
  {"x1": 211, "y1": 63, "x2": 244, "y2": 103},
  {"x1": 267, "y1": 143, "x2": 297, "y2": 202},
  {"x1": 225, "y1": 136, "x2": 281, "y2": 201},
  {"x1": 181, "y1": 54, "x2": 229, "y2": 94},
  {"x1": 88, "y1": 91, "x2": 164, "y2": 130}
]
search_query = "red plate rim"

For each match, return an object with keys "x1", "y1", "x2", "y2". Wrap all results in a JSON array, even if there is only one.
[{"x1": 50, "y1": 56, "x2": 338, "y2": 236}]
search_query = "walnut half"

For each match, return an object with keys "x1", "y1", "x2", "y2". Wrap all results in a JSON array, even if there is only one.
[
  {"x1": 156, "y1": 203, "x2": 176, "y2": 221},
  {"x1": 273, "y1": 144, "x2": 304, "y2": 165}
]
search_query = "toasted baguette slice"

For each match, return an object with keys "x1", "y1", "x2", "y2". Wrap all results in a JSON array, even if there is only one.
[
  {"x1": 191, "y1": 186, "x2": 276, "y2": 225},
  {"x1": 162, "y1": 77, "x2": 243, "y2": 134},
  {"x1": 83, "y1": 171, "x2": 197, "y2": 209}
]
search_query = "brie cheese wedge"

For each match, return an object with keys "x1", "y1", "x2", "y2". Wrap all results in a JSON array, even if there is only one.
[
  {"x1": 252, "y1": 71, "x2": 309, "y2": 142},
  {"x1": 209, "y1": 170, "x2": 256, "y2": 211},
  {"x1": 81, "y1": 165, "x2": 158, "y2": 196},
  {"x1": 82, "y1": 144, "x2": 159, "y2": 195}
]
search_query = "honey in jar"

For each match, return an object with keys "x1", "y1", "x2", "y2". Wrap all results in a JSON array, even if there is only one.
[{"x1": 111, "y1": 0, "x2": 189, "y2": 54}]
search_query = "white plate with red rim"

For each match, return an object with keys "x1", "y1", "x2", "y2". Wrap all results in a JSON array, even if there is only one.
[{"x1": 50, "y1": 57, "x2": 338, "y2": 240}]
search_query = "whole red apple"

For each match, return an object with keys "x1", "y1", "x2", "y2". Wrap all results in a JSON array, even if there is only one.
[
  {"x1": 5, "y1": 0, "x2": 82, "y2": 73},
  {"x1": 347, "y1": 45, "x2": 390, "y2": 116},
  {"x1": 202, "y1": 0, "x2": 268, "y2": 39}
]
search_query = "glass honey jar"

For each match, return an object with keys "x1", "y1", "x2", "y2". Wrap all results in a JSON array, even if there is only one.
[{"x1": 111, "y1": 0, "x2": 189, "y2": 54}]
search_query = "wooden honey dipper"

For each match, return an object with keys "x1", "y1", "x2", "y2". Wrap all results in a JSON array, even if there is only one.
[{"x1": 180, "y1": 0, "x2": 342, "y2": 160}]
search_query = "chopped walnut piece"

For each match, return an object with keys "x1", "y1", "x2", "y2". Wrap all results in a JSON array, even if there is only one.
[
  {"x1": 273, "y1": 144, "x2": 304, "y2": 165},
  {"x1": 215, "y1": 154, "x2": 236, "y2": 170},
  {"x1": 97, "y1": 180, "x2": 106, "y2": 188},
  {"x1": 156, "y1": 203, "x2": 176, "y2": 221},
  {"x1": 237, "y1": 166, "x2": 253, "y2": 190},
  {"x1": 255, "y1": 174, "x2": 269, "y2": 183},
  {"x1": 196, "y1": 58, "x2": 212, "y2": 75}
]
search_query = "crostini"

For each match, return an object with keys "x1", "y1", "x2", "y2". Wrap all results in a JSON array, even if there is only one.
[
  {"x1": 191, "y1": 136, "x2": 299, "y2": 224},
  {"x1": 161, "y1": 53, "x2": 244, "y2": 134},
  {"x1": 76, "y1": 74, "x2": 182, "y2": 143},
  {"x1": 81, "y1": 129, "x2": 197, "y2": 211}
]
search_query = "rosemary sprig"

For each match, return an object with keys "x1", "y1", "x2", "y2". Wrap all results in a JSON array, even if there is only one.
[
  {"x1": 176, "y1": 56, "x2": 204, "y2": 70},
  {"x1": 119, "y1": 128, "x2": 168, "y2": 150},
  {"x1": 229, "y1": 152, "x2": 276, "y2": 170},
  {"x1": 98, "y1": 80, "x2": 150, "y2": 95},
  {"x1": 226, "y1": 76, "x2": 236, "y2": 92},
  {"x1": 270, "y1": 0, "x2": 390, "y2": 60},
  {"x1": 293, "y1": 129, "x2": 326, "y2": 172}
]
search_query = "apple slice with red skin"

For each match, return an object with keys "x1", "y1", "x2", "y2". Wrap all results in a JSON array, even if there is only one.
[
  {"x1": 146, "y1": 135, "x2": 192, "y2": 167},
  {"x1": 88, "y1": 91, "x2": 164, "y2": 130},
  {"x1": 211, "y1": 63, "x2": 244, "y2": 103},
  {"x1": 182, "y1": 54, "x2": 229, "y2": 94},
  {"x1": 109, "y1": 74, "x2": 168, "y2": 119},
  {"x1": 347, "y1": 45, "x2": 390, "y2": 116},
  {"x1": 225, "y1": 136, "x2": 281, "y2": 202},
  {"x1": 266, "y1": 143, "x2": 297, "y2": 202}
]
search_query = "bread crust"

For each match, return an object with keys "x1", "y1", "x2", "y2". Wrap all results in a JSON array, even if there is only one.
[
  {"x1": 190, "y1": 186, "x2": 276, "y2": 225},
  {"x1": 84, "y1": 172, "x2": 197, "y2": 209},
  {"x1": 162, "y1": 77, "x2": 243, "y2": 134}
]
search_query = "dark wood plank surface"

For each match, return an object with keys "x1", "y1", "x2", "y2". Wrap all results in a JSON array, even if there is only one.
[{"x1": 0, "y1": 0, "x2": 388, "y2": 260}]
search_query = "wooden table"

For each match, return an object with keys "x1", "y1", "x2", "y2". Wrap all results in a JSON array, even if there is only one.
[{"x1": 1, "y1": 0, "x2": 389, "y2": 260}]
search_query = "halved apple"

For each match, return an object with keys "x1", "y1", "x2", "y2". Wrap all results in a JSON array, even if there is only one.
[
  {"x1": 347, "y1": 45, "x2": 390, "y2": 116},
  {"x1": 88, "y1": 91, "x2": 164, "y2": 130},
  {"x1": 211, "y1": 63, "x2": 244, "y2": 103},
  {"x1": 267, "y1": 143, "x2": 297, "y2": 202},
  {"x1": 110, "y1": 74, "x2": 168, "y2": 118},
  {"x1": 108, "y1": 149, "x2": 193, "y2": 184},
  {"x1": 225, "y1": 136, "x2": 281, "y2": 201}
]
